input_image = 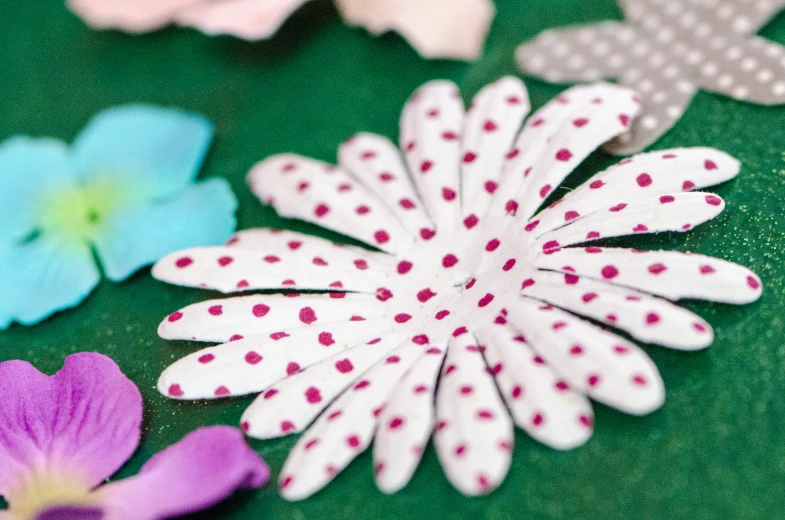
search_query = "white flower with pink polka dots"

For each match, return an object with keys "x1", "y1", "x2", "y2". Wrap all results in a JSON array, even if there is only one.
[{"x1": 152, "y1": 77, "x2": 762, "y2": 500}]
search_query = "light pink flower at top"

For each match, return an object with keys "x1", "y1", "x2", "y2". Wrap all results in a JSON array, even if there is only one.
[
  {"x1": 0, "y1": 352, "x2": 269, "y2": 520},
  {"x1": 151, "y1": 77, "x2": 762, "y2": 499},
  {"x1": 67, "y1": 0, "x2": 495, "y2": 60}
]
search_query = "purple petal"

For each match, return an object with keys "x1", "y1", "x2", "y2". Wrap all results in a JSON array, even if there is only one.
[
  {"x1": 97, "y1": 426, "x2": 269, "y2": 520},
  {"x1": 0, "y1": 353, "x2": 142, "y2": 496}
]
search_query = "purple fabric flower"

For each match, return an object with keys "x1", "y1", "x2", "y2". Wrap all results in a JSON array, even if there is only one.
[{"x1": 0, "y1": 352, "x2": 269, "y2": 520}]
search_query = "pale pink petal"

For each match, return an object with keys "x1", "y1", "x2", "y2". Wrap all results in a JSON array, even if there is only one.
[
  {"x1": 175, "y1": 0, "x2": 310, "y2": 40},
  {"x1": 491, "y1": 83, "x2": 641, "y2": 219},
  {"x1": 521, "y1": 271, "x2": 713, "y2": 351},
  {"x1": 460, "y1": 77, "x2": 531, "y2": 220},
  {"x1": 535, "y1": 192, "x2": 725, "y2": 251},
  {"x1": 516, "y1": 23, "x2": 634, "y2": 82},
  {"x1": 67, "y1": 0, "x2": 197, "y2": 32},
  {"x1": 152, "y1": 244, "x2": 387, "y2": 294},
  {"x1": 335, "y1": 0, "x2": 494, "y2": 60},
  {"x1": 535, "y1": 247, "x2": 763, "y2": 304},
  {"x1": 475, "y1": 323, "x2": 594, "y2": 450},
  {"x1": 433, "y1": 332, "x2": 513, "y2": 496},
  {"x1": 158, "y1": 293, "x2": 388, "y2": 343},
  {"x1": 278, "y1": 342, "x2": 425, "y2": 501},
  {"x1": 532, "y1": 148, "x2": 740, "y2": 235},
  {"x1": 373, "y1": 345, "x2": 446, "y2": 494},
  {"x1": 338, "y1": 132, "x2": 434, "y2": 238},
  {"x1": 248, "y1": 154, "x2": 414, "y2": 253},
  {"x1": 399, "y1": 81, "x2": 464, "y2": 232},
  {"x1": 241, "y1": 335, "x2": 405, "y2": 439},
  {"x1": 157, "y1": 318, "x2": 388, "y2": 400},
  {"x1": 508, "y1": 299, "x2": 665, "y2": 415}
]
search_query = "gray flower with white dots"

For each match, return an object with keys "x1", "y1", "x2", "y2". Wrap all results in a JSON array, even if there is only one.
[{"x1": 517, "y1": 0, "x2": 785, "y2": 154}]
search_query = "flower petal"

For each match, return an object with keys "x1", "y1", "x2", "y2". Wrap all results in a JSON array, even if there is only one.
[
  {"x1": 174, "y1": 0, "x2": 310, "y2": 40},
  {"x1": 492, "y1": 83, "x2": 641, "y2": 219},
  {"x1": 400, "y1": 80, "x2": 464, "y2": 232},
  {"x1": 278, "y1": 342, "x2": 423, "y2": 501},
  {"x1": 532, "y1": 147, "x2": 740, "y2": 235},
  {"x1": 508, "y1": 299, "x2": 665, "y2": 415},
  {"x1": 0, "y1": 238, "x2": 99, "y2": 329},
  {"x1": 338, "y1": 132, "x2": 434, "y2": 238},
  {"x1": 460, "y1": 77, "x2": 531, "y2": 220},
  {"x1": 433, "y1": 331, "x2": 513, "y2": 496},
  {"x1": 535, "y1": 247, "x2": 762, "y2": 304},
  {"x1": 335, "y1": 0, "x2": 494, "y2": 60},
  {"x1": 0, "y1": 137, "x2": 74, "y2": 244},
  {"x1": 67, "y1": 0, "x2": 197, "y2": 31},
  {"x1": 241, "y1": 335, "x2": 405, "y2": 439},
  {"x1": 70, "y1": 105, "x2": 213, "y2": 199},
  {"x1": 92, "y1": 179, "x2": 237, "y2": 282},
  {"x1": 0, "y1": 353, "x2": 141, "y2": 496},
  {"x1": 34, "y1": 506, "x2": 103, "y2": 520},
  {"x1": 475, "y1": 323, "x2": 594, "y2": 450},
  {"x1": 535, "y1": 192, "x2": 725, "y2": 251},
  {"x1": 522, "y1": 271, "x2": 714, "y2": 351},
  {"x1": 153, "y1": 238, "x2": 387, "y2": 294},
  {"x1": 96, "y1": 426, "x2": 268, "y2": 520},
  {"x1": 248, "y1": 154, "x2": 414, "y2": 253},
  {"x1": 159, "y1": 293, "x2": 388, "y2": 343},
  {"x1": 516, "y1": 22, "x2": 634, "y2": 82},
  {"x1": 373, "y1": 345, "x2": 445, "y2": 494},
  {"x1": 158, "y1": 318, "x2": 389, "y2": 400}
]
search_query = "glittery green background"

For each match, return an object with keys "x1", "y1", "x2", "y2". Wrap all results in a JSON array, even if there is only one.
[{"x1": 1, "y1": 0, "x2": 784, "y2": 518}]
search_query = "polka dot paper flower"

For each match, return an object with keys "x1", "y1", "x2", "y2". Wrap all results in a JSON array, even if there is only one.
[
  {"x1": 0, "y1": 352, "x2": 268, "y2": 519},
  {"x1": 68, "y1": 0, "x2": 494, "y2": 61},
  {"x1": 0, "y1": 105, "x2": 237, "y2": 329},
  {"x1": 152, "y1": 77, "x2": 762, "y2": 499}
]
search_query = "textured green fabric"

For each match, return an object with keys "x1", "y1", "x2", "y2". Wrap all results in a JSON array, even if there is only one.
[{"x1": 1, "y1": 1, "x2": 784, "y2": 518}]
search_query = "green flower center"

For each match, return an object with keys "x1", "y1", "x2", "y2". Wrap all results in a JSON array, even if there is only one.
[{"x1": 6, "y1": 468, "x2": 94, "y2": 519}]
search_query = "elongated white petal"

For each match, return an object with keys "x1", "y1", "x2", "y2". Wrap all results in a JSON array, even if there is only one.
[
  {"x1": 241, "y1": 335, "x2": 405, "y2": 439},
  {"x1": 532, "y1": 148, "x2": 740, "y2": 234},
  {"x1": 460, "y1": 77, "x2": 530, "y2": 220},
  {"x1": 279, "y1": 342, "x2": 426, "y2": 501},
  {"x1": 434, "y1": 332, "x2": 513, "y2": 496},
  {"x1": 400, "y1": 80, "x2": 464, "y2": 232},
  {"x1": 158, "y1": 293, "x2": 388, "y2": 343},
  {"x1": 373, "y1": 345, "x2": 446, "y2": 494},
  {"x1": 508, "y1": 299, "x2": 665, "y2": 415},
  {"x1": 157, "y1": 318, "x2": 389, "y2": 400},
  {"x1": 339, "y1": 132, "x2": 435, "y2": 239},
  {"x1": 535, "y1": 247, "x2": 763, "y2": 304},
  {"x1": 152, "y1": 245, "x2": 387, "y2": 294},
  {"x1": 535, "y1": 192, "x2": 725, "y2": 252},
  {"x1": 521, "y1": 271, "x2": 713, "y2": 350},
  {"x1": 248, "y1": 154, "x2": 414, "y2": 253},
  {"x1": 174, "y1": 0, "x2": 310, "y2": 40},
  {"x1": 491, "y1": 83, "x2": 641, "y2": 219},
  {"x1": 475, "y1": 323, "x2": 593, "y2": 450}
]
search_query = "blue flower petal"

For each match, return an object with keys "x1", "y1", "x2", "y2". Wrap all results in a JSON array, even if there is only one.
[
  {"x1": 0, "y1": 137, "x2": 75, "y2": 244},
  {"x1": 92, "y1": 178, "x2": 237, "y2": 282},
  {"x1": 0, "y1": 238, "x2": 99, "y2": 329},
  {"x1": 70, "y1": 105, "x2": 213, "y2": 199}
]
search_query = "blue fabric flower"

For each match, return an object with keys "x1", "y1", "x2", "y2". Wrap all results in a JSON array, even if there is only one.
[{"x1": 0, "y1": 105, "x2": 238, "y2": 329}]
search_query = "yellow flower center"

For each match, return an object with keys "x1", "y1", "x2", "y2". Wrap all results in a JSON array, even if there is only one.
[{"x1": 5, "y1": 468, "x2": 94, "y2": 519}]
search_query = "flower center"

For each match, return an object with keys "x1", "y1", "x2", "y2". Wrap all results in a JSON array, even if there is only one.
[
  {"x1": 5, "y1": 468, "x2": 94, "y2": 519},
  {"x1": 34, "y1": 177, "x2": 132, "y2": 243}
]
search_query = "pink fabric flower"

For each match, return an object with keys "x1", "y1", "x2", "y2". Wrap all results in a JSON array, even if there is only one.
[
  {"x1": 67, "y1": 0, "x2": 495, "y2": 60},
  {"x1": 0, "y1": 352, "x2": 269, "y2": 520}
]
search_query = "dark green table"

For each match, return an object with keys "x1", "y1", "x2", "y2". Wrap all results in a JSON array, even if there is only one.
[{"x1": 1, "y1": 1, "x2": 784, "y2": 518}]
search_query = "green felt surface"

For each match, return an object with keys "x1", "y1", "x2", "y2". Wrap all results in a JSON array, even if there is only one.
[{"x1": 1, "y1": 0, "x2": 784, "y2": 518}]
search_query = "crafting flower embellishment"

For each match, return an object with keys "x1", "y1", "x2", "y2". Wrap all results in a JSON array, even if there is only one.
[
  {"x1": 67, "y1": 0, "x2": 494, "y2": 61},
  {"x1": 0, "y1": 352, "x2": 268, "y2": 519},
  {"x1": 152, "y1": 77, "x2": 762, "y2": 499},
  {"x1": 517, "y1": 0, "x2": 785, "y2": 154},
  {"x1": 0, "y1": 105, "x2": 237, "y2": 329}
]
